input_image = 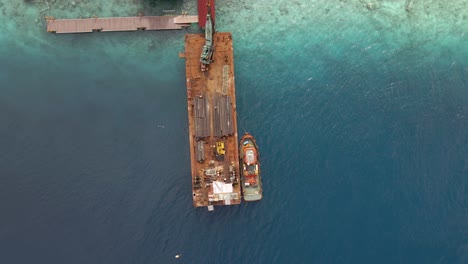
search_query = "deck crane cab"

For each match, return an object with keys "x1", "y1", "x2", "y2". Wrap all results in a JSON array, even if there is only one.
[{"x1": 214, "y1": 139, "x2": 225, "y2": 161}]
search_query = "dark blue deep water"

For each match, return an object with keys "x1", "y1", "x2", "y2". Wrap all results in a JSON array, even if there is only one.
[{"x1": 1, "y1": 0, "x2": 467, "y2": 263}]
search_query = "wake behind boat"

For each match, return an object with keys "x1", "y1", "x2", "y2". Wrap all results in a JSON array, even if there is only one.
[{"x1": 240, "y1": 133, "x2": 263, "y2": 201}]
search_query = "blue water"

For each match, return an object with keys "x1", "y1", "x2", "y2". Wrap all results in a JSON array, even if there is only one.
[{"x1": 1, "y1": 0, "x2": 467, "y2": 263}]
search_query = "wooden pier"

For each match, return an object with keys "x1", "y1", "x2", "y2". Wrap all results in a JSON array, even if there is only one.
[{"x1": 46, "y1": 15, "x2": 198, "y2": 34}]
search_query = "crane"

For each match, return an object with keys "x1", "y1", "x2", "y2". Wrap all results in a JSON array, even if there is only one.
[{"x1": 200, "y1": 0, "x2": 214, "y2": 71}]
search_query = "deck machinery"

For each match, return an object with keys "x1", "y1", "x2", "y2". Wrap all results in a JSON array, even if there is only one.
[
  {"x1": 182, "y1": 0, "x2": 241, "y2": 210},
  {"x1": 199, "y1": 2, "x2": 214, "y2": 71}
]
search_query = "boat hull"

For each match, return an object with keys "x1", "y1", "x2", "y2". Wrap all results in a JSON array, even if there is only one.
[{"x1": 239, "y1": 133, "x2": 263, "y2": 202}]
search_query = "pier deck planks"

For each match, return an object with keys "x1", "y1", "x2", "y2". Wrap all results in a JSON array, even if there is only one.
[{"x1": 46, "y1": 16, "x2": 198, "y2": 34}]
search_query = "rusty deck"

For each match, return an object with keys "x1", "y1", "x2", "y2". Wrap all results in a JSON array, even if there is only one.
[
  {"x1": 183, "y1": 33, "x2": 241, "y2": 208},
  {"x1": 46, "y1": 15, "x2": 198, "y2": 34}
]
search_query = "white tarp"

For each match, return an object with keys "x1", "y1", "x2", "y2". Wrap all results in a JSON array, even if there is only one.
[{"x1": 212, "y1": 181, "x2": 233, "y2": 194}]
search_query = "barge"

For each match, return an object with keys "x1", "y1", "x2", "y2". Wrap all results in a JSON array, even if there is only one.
[{"x1": 181, "y1": 3, "x2": 241, "y2": 209}]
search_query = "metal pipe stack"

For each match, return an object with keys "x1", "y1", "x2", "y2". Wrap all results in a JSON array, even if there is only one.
[
  {"x1": 196, "y1": 140, "x2": 205, "y2": 162},
  {"x1": 194, "y1": 95, "x2": 210, "y2": 139},
  {"x1": 225, "y1": 95, "x2": 233, "y2": 135},
  {"x1": 213, "y1": 94, "x2": 234, "y2": 137},
  {"x1": 222, "y1": 65, "x2": 229, "y2": 95}
]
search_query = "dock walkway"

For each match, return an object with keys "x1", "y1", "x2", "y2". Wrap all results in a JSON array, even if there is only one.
[{"x1": 46, "y1": 15, "x2": 198, "y2": 34}]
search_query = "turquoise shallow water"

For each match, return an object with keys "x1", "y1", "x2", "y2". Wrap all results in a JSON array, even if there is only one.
[{"x1": 1, "y1": 0, "x2": 468, "y2": 263}]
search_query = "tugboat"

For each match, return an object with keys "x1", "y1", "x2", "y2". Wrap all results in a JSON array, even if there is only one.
[{"x1": 240, "y1": 133, "x2": 263, "y2": 201}]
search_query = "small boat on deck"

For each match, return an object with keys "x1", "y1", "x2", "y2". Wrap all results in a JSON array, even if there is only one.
[{"x1": 239, "y1": 133, "x2": 263, "y2": 201}]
